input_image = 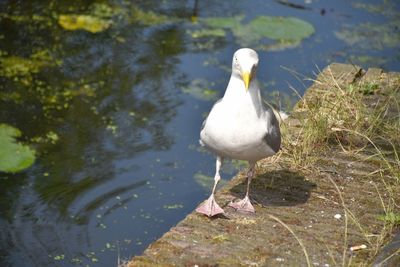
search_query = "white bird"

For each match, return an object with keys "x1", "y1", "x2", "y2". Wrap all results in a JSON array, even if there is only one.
[{"x1": 196, "y1": 48, "x2": 281, "y2": 217}]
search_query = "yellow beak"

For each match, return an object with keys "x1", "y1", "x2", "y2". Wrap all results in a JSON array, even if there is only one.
[{"x1": 242, "y1": 72, "x2": 251, "y2": 91}]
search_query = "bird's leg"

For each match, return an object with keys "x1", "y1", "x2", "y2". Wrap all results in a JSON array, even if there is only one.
[
  {"x1": 229, "y1": 162, "x2": 256, "y2": 213},
  {"x1": 196, "y1": 156, "x2": 224, "y2": 217}
]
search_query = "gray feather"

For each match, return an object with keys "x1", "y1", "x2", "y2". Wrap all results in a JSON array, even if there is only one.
[{"x1": 263, "y1": 105, "x2": 281, "y2": 153}]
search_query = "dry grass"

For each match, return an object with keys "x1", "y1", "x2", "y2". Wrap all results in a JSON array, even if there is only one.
[{"x1": 283, "y1": 67, "x2": 399, "y2": 177}]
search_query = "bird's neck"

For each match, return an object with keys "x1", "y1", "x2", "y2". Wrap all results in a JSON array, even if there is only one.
[
  {"x1": 224, "y1": 75, "x2": 261, "y2": 101},
  {"x1": 223, "y1": 75, "x2": 263, "y2": 115}
]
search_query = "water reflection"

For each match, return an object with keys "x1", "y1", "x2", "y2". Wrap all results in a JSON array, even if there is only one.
[{"x1": 0, "y1": 1, "x2": 190, "y2": 265}]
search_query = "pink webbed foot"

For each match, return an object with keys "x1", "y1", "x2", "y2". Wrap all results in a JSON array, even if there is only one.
[
  {"x1": 196, "y1": 195, "x2": 224, "y2": 217},
  {"x1": 228, "y1": 196, "x2": 255, "y2": 213}
]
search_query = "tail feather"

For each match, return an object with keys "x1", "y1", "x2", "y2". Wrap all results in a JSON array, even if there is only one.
[{"x1": 263, "y1": 100, "x2": 289, "y2": 125}]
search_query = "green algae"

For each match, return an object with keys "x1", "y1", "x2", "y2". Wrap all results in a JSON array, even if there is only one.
[
  {"x1": 57, "y1": 3, "x2": 174, "y2": 32},
  {"x1": 335, "y1": 21, "x2": 400, "y2": 50},
  {"x1": 0, "y1": 13, "x2": 49, "y2": 23},
  {"x1": 352, "y1": 1, "x2": 399, "y2": 18},
  {"x1": 62, "y1": 84, "x2": 97, "y2": 98},
  {"x1": 58, "y1": 3, "x2": 126, "y2": 33},
  {"x1": 31, "y1": 131, "x2": 59, "y2": 145},
  {"x1": 0, "y1": 124, "x2": 36, "y2": 173},
  {"x1": 0, "y1": 49, "x2": 60, "y2": 87},
  {"x1": 90, "y1": 3, "x2": 126, "y2": 19},
  {"x1": 349, "y1": 55, "x2": 388, "y2": 67},
  {"x1": 163, "y1": 204, "x2": 184, "y2": 210},
  {"x1": 0, "y1": 56, "x2": 40, "y2": 77},
  {"x1": 0, "y1": 50, "x2": 58, "y2": 78}
]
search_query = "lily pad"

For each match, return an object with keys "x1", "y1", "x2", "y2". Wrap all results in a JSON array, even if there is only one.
[
  {"x1": 0, "y1": 124, "x2": 36, "y2": 173},
  {"x1": 58, "y1": 14, "x2": 112, "y2": 33},
  {"x1": 236, "y1": 16, "x2": 314, "y2": 44},
  {"x1": 200, "y1": 15, "x2": 314, "y2": 51}
]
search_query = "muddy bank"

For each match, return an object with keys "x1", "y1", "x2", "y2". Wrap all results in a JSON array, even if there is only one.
[{"x1": 128, "y1": 64, "x2": 400, "y2": 266}]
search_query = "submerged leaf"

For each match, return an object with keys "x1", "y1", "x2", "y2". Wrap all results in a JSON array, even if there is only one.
[
  {"x1": 130, "y1": 6, "x2": 170, "y2": 26},
  {"x1": 193, "y1": 173, "x2": 227, "y2": 191},
  {"x1": 352, "y1": 2, "x2": 398, "y2": 18},
  {"x1": 181, "y1": 79, "x2": 219, "y2": 101},
  {"x1": 163, "y1": 204, "x2": 184, "y2": 210},
  {"x1": 58, "y1": 14, "x2": 112, "y2": 33},
  {"x1": 189, "y1": 28, "x2": 226, "y2": 38},
  {"x1": 202, "y1": 16, "x2": 243, "y2": 29},
  {"x1": 348, "y1": 55, "x2": 387, "y2": 66},
  {"x1": 0, "y1": 124, "x2": 36, "y2": 173}
]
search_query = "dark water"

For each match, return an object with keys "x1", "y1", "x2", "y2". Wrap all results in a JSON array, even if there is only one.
[{"x1": 0, "y1": 0, "x2": 399, "y2": 266}]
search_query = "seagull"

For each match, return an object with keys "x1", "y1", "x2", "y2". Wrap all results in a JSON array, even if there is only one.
[{"x1": 196, "y1": 48, "x2": 281, "y2": 217}]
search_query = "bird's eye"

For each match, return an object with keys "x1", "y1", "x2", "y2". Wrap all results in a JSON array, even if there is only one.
[
  {"x1": 234, "y1": 57, "x2": 239, "y2": 68},
  {"x1": 251, "y1": 65, "x2": 256, "y2": 74}
]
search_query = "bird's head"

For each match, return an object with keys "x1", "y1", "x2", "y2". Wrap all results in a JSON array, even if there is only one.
[{"x1": 232, "y1": 48, "x2": 259, "y2": 91}]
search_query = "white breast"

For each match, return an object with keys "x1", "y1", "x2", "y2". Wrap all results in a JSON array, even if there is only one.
[{"x1": 200, "y1": 85, "x2": 276, "y2": 161}]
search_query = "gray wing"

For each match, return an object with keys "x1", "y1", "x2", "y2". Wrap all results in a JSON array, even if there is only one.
[{"x1": 262, "y1": 101, "x2": 281, "y2": 153}]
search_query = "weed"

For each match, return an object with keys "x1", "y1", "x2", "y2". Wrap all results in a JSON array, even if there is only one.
[{"x1": 280, "y1": 65, "x2": 400, "y2": 265}]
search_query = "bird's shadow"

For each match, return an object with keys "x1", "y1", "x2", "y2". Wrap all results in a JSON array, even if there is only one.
[{"x1": 229, "y1": 169, "x2": 316, "y2": 207}]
